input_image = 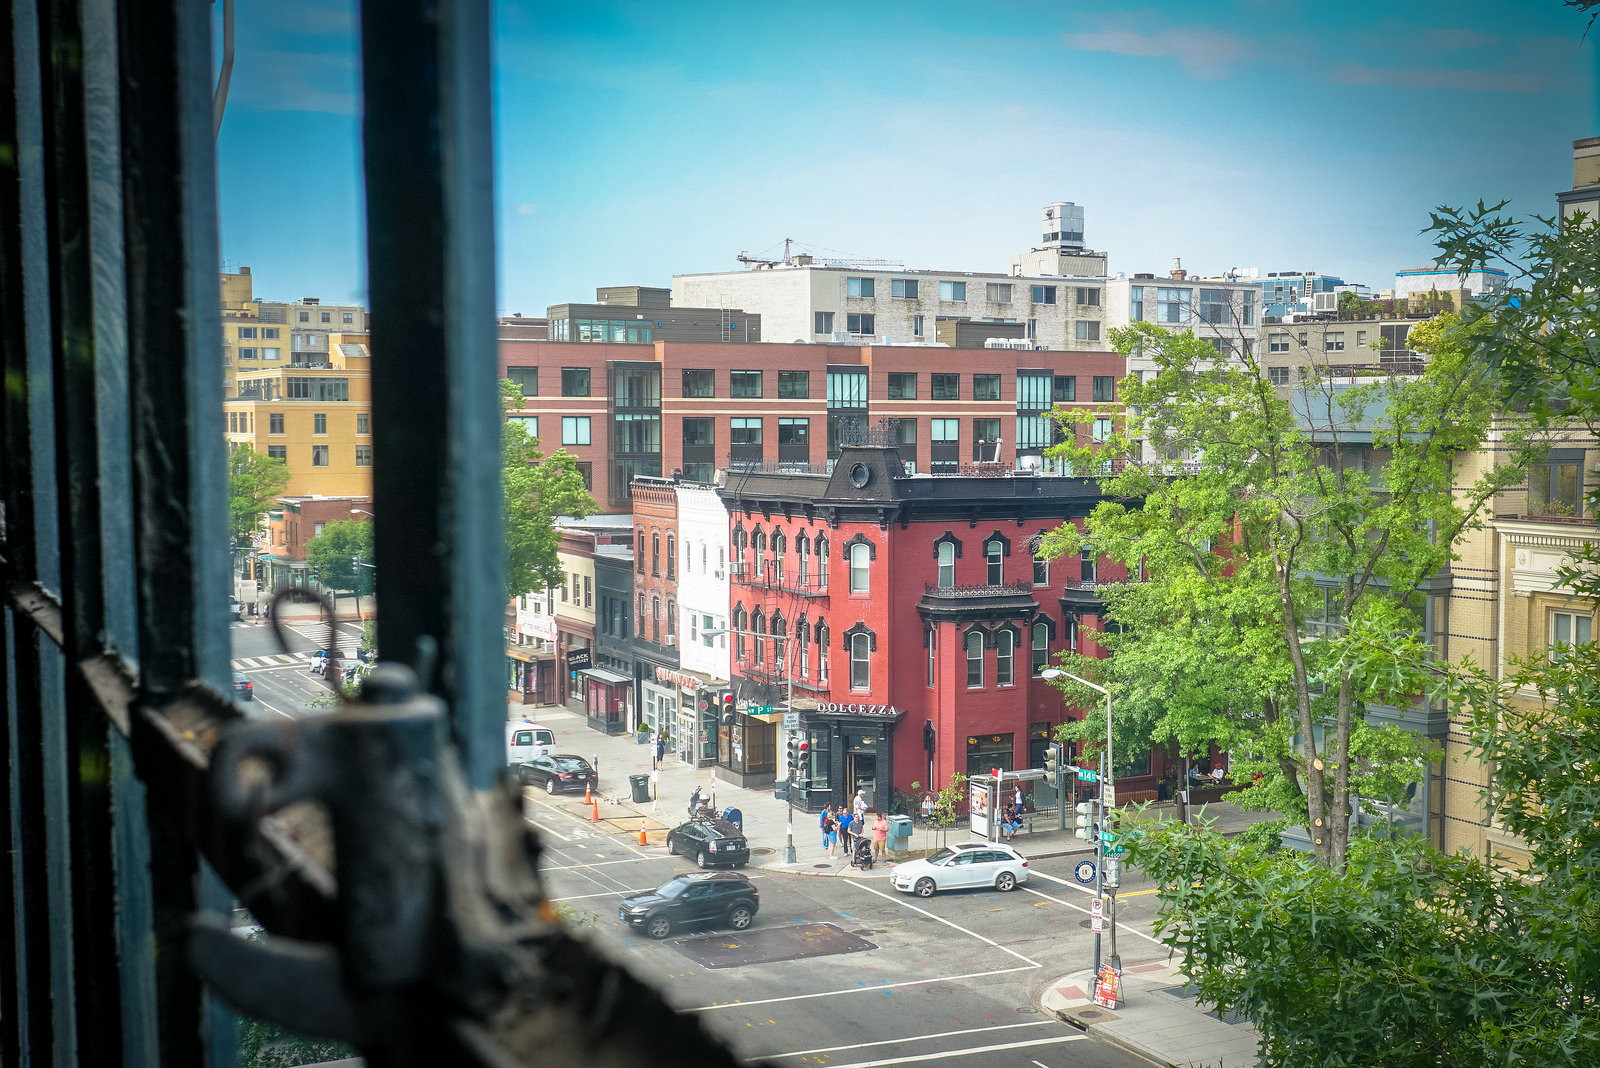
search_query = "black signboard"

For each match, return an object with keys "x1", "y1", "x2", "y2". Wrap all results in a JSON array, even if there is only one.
[{"x1": 565, "y1": 648, "x2": 592, "y2": 671}]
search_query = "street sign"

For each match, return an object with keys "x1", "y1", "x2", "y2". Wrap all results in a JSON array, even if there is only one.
[
  {"x1": 1090, "y1": 897, "x2": 1104, "y2": 932},
  {"x1": 1073, "y1": 860, "x2": 1097, "y2": 886},
  {"x1": 1074, "y1": 767, "x2": 1099, "y2": 783},
  {"x1": 748, "y1": 704, "x2": 774, "y2": 715},
  {"x1": 782, "y1": 712, "x2": 799, "y2": 730}
]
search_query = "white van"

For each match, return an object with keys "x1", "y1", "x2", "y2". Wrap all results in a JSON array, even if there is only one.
[{"x1": 506, "y1": 722, "x2": 555, "y2": 767}]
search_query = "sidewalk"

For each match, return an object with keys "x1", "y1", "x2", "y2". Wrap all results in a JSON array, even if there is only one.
[
  {"x1": 1041, "y1": 962, "x2": 1260, "y2": 1068},
  {"x1": 513, "y1": 701, "x2": 1277, "y2": 879}
]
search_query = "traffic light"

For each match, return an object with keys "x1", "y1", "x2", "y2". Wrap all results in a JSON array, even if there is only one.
[
  {"x1": 1075, "y1": 800, "x2": 1099, "y2": 841},
  {"x1": 786, "y1": 733, "x2": 801, "y2": 776},
  {"x1": 720, "y1": 691, "x2": 735, "y2": 725},
  {"x1": 1044, "y1": 742, "x2": 1061, "y2": 788}
]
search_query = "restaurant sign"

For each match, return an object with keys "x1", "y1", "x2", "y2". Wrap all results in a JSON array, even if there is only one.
[
  {"x1": 654, "y1": 666, "x2": 703, "y2": 691},
  {"x1": 815, "y1": 703, "x2": 903, "y2": 717}
]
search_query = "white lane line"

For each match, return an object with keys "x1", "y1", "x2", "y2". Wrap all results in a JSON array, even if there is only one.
[
  {"x1": 683, "y1": 965, "x2": 1037, "y2": 1012},
  {"x1": 251, "y1": 695, "x2": 295, "y2": 720},
  {"x1": 550, "y1": 887, "x2": 654, "y2": 902},
  {"x1": 1019, "y1": 886, "x2": 1165, "y2": 946},
  {"x1": 273, "y1": 654, "x2": 301, "y2": 664},
  {"x1": 1030, "y1": 870, "x2": 1094, "y2": 894},
  {"x1": 766, "y1": 1019, "x2": 1057, "y2": 1059},
  {"x1": 816, "y1": 1034, "x2": 1085, "y2": 1068},
  {"x1": 527, "y1": 819, "x2": 573, "y2": 843},
  {"x1": 525, "y1": 797, "x2": 654, "y2": 859},
  {"x1": 849, "y1": 881, "x2": 1041, "y2": 967},
  {"x1": 539, "y1": 855, "x2": 666, "y2": 871}
]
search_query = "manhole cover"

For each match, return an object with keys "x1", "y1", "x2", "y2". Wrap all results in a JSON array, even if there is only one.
[
  {"x1": 813, "y1": 863, "x2": 831, "y2": 869},
  {"x1": 1061, "y1": 1005, "x2": 1119, "y2": 1024},
  {"x1": 924, "y1": 984, "x2": 957, "y2": 995},
  {"x1": 749, "y1": 847, "x2": 775, "y2": 856},
  {"x1": 1015, "y1": 1007, "x2": 1039, "y2": 1015},
  {"x1": 1078, "y1": 920, "x2": 1093, "y2": 928}
]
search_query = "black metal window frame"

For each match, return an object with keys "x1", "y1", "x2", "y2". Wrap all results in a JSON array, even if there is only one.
[{"x1": 0, "y1": 4, "x2": 754, "y2": 1067}]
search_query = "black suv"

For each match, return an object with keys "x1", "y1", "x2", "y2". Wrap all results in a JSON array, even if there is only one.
[
  {"x1": 618, "y1": 871, "x2": 759, "y2": 940},
  {"x1": 667, "y1": 817, "x2": 749, "y2": 869}
]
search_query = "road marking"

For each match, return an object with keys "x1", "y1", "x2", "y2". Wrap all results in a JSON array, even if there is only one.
[
  {"x1": 250, "y1": 695, "x2": 295, "y2": 720},
  {"x1": 815, "y1": 1034, "x2": 1085, "y2": 1068},
  {"x1": 540, "y1": 855, "x2": 666, "y2": 871},
  {"x1": 550, "y1": 887, "x2": 654, "y2": 901},
  {"x1": 1032, "y1": 1061, "x2": 1051, "y2": 1068},
  {"x1": 848, "y1": 882, "x2": 1040, "y2": 967},
  {"x1": 766, "y1": 1019, "x2": 1057, "y2": 1059},
  {"x1": 683, "y1": 965, "x2": 1037, "y2": 1012},
  {"x1": 526, "y1": 819, "x2": 573, "y2": 843},
  {"x1": 1019, "y1": 886, "x2": 1165, "y2": 945}
]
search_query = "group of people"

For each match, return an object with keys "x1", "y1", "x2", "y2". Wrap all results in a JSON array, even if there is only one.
[{"x1": 819, "y1": 788, "x2": 890, "y2": 864}]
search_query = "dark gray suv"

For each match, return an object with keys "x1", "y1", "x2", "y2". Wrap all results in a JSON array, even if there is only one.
[{"x1": 618, "y1": 871, "x2": 759, "y2": 940}]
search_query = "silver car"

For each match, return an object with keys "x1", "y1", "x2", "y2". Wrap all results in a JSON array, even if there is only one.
[{"x1": 890, "y1": 842, "x2": 1029, "y2": 897}]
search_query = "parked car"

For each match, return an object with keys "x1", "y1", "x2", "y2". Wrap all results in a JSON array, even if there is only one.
[
  {"x1": 308, "y1": 650, "x2": 327, "y2": 674},
  {"x1": 666, "y1": 817, "x2": 749, "y2": 869},
  {"x1": 505, "y1": 721, "x2": 555, "y2": 766},
  {"x1": 890, "y1": 842, "x2": 1028, "y2": 897},
  {"x1": 618, "y1": 871, "x2": 760, "y2": 940},
  {"x1": 518, "y1": 753, "x2": 596, "y2": 794},
  {"x1": 232, "y1": 672, "x2": 253, "y2": 701}
]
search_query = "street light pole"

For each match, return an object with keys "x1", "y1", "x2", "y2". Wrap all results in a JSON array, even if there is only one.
[{"x1": 1040, "y1": 668, "x2": 1115, "y2": 975}]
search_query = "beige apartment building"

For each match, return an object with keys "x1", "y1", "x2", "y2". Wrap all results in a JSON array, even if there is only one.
[{"x1": 1260, "y1": 315, "x2": 1434, "y2": 387}]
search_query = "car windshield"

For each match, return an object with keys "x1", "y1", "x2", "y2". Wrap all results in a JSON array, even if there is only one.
[
  {"x1": 554, "y1": 758, "x2": 590, "y2": 770},
  {"x1": 927, "y1": 847, "x2": 956, "y2": 864},
  {"x1": 654, "y1": 879, "x2": 690, "y2": 898}
]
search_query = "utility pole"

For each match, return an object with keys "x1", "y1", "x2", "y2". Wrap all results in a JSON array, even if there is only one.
[{"x1": 784, "y1": 641, "x2": 796, "y2": 864}]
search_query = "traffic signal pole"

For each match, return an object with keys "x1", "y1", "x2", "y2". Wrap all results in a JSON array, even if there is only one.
[
  {"x1": 1093, "y1": 749, "x2": 1103, "y2": 978},
  {"x1": 784, "y1": 666, "x2": 796, "y2": 864}
]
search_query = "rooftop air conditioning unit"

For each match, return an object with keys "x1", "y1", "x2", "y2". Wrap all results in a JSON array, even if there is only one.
[{"x1": 1312, "y1": 292, "x2": 1339, "y2": 313}]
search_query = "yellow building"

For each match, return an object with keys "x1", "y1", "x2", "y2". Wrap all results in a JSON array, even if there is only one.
[
  {"x1": 220, "y1": 266, "x2": 272, "y2": 397},
  {"x1": 1444, "y1": 426, "x2": 1599, "y2": 868},
  {"x1": 225, "y1": 333, "x2": 374, "y2": 496}
]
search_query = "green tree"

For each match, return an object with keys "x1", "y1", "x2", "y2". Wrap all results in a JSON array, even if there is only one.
[
  {"x1": 304, "y1": 519, "x2": 375, "y2": 600},
  {"x1": 228, "y1": 442, "x2": 290, "y2": 548},
  {"x1": 501, "y1": 378, "x2": 595, "y2": 600},
  {"x1": 1045, "y1": 316, "x2": 1538, "y2": 868}
]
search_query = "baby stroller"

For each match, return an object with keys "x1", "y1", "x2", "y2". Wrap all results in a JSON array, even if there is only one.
[{"x1": 850, "y1": 834, "x2": 875, "y2": 871}]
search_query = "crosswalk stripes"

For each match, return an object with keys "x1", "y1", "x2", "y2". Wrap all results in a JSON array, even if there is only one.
[{"x1": 230, "y1": 654, "x2": 310, "y2": 669}]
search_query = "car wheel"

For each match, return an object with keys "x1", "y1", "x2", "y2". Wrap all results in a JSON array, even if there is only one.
[
  {"x1": 996, "y1": 871, "x2": 1017, "y2": 892},
  {"x1": 544, "y1": 778, "x2": 557, "y2": 795},
  {"x1": 666, "y1": 836, "x2": 678, "y2": 856},
  {"x1": 728, "y1": 905, "x2": 754, "y2": 931},
  {"x1": 914, "y1": 878, "x2": 936, "y2": 898},
  {"x1": 697, "y1": 851, "x2": 712, "y2": 869},
  {"x1": 645, "y1": 915, "x2": 671, "y2": 940},
  {"x1": 519, "y1": 766, "x2": 532, "y2": 785}
]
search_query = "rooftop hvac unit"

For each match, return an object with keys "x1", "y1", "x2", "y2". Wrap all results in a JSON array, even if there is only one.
[{"x1": 1312, "y1": 292, "x2": 1339, "y2": 313}]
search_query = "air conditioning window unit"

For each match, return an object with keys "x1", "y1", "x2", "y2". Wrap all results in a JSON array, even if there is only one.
[
  {"x1": 665, "y1": 635, "x2": 676, "y2": 646},
  {"x1": 714, "y1": 570, "x2": 724, "y2": 579}
]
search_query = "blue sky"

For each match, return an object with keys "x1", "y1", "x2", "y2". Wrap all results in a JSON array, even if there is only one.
[{"x1": 216, "y1": 0, "x2": 1597, "y2": 314}]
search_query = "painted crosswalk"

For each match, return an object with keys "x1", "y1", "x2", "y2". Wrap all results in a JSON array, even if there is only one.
[{"x1": 230, "y1": 654, "x2": 310, "y2": 669}]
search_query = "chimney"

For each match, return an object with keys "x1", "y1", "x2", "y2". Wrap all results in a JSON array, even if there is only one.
[
  {"x1": 1169, "y1": 257, "x2": 1187, "y2": 281},
  {"x1": 1573, "y1": 136, "x2": 1600, "y2": 189},
  {"x1": 240, "y1": 265, "x2": 251, "y2": 275}
]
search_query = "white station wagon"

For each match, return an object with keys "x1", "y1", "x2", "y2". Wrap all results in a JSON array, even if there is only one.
[{"x1": 891, "y1": 842, "x2": 1029, "y2": 897}]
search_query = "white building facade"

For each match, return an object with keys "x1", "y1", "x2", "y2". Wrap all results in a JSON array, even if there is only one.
[
  {"x1": 673, "y1": 204, "x2": 1112, "y2": 351},
  {"x1": 674, "y1": 482, "x2": 732, "y2": 767},
  {"x1": 1102, "y1": 271, "x2": 1262, "y2": 380}
]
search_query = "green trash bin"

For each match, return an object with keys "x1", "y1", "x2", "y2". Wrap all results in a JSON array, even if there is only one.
[{"x1": 629, "y1": 773, "x2": 651, "y2": 804}]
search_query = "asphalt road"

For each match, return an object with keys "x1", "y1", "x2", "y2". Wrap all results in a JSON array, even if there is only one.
[
  {"x1": 529, "y1": 792, "x2": 1166, "y2": 1068},
  {"x1": 228, "y1": 618, "x2": 364, "y2": 718}
]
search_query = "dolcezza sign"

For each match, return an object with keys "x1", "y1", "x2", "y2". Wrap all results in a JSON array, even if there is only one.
[{"x1": 815, "y1": 703, "x2": 903, "y2": 717}]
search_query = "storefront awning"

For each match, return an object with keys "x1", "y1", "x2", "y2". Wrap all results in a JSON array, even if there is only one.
[
  {"x1": 505, "y1": 646, "x2": 554, "y2": 663},
  {"x1": 579, "y1": 668, "x2": 631, "y2": 685}
]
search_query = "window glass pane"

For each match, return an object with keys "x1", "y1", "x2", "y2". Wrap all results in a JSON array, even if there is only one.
[
  {"x1": 973, "y1": 374, "x2": 1001, "y2": 401},
  {"x1": 931, "y1": 374, "x2": 960, "y2": 400},
  {"x1": 561, "y1": 367, "x2": 591, "y2": 396},
  {"x1": 888, "y1": 372, "x2": 917, "y2": 400},
  {"x1": 683, "y1": 369, "x2": 714, "y2": 397},
  {"x1": 966, "y1": 631, "x2": 983, "y2": 687},
  {"x1": 850, "y1": 634, "x2": 870, "y2": 689},
  {"x1": 777, "y1": 371, "x2": 809, "y2": 398},
  {"x1": 731, "y1": 370, "x2": 762, "y2": 398},
  {"x1": 1016, "y1": 374, "x2": 1050, "y2": 411},
  {"x1": 849, "y1": 543, "x2": 870, "y2": 592},
  {"x1": 1053, "y1": 375, "x2": 1076, "y2": 403}
]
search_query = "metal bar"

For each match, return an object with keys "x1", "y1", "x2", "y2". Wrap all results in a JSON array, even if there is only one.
[
  {"x1": 117, "y1": 0, "x2": 234, "y2": 1061},
  {"x1": 363, "y1": 0, "x2": 505, "y2": 790}
]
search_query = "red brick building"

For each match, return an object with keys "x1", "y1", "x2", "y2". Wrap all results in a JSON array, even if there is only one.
[
  {"x1": 259, "y1": 495, "x2": 373, "y2": 592},
  {"x1": 715, "y1": 444, "x2": 1166, "y2": 811},
  {"x1": 497, "y1": 338, "x2": 1125, "y2": 510},
  {"x1": 629, "y1": 477, "x2": 683, "y2": 738}
]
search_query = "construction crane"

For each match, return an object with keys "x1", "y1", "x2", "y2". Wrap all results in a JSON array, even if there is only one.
[
  {"x1": 737, "y1": 238, "x2": 795, "y2": 268},
  {"x1": 736, "y1": 239, "x2": 904, "y2": 271}
]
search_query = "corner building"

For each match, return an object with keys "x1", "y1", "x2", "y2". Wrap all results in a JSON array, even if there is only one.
[{"x1": 716, "y1": 443, "x2": 1134, "y2": 811}]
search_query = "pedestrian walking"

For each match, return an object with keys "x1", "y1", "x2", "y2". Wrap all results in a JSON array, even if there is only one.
[
  {"x1": 824, "y1": 807, "x2": 839, "y2": 858},
  {"x1": 820, "y1": 805, "x2": 831, "y2": 851},
  {"x1": 872, "y1": 812, "x2": 888, "y2": 861},
  {"x1": 654, "y1": 732, "x2": 666, "y2": 766}
]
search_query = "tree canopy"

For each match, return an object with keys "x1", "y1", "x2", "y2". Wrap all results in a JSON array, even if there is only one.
[
  {"x1": 501, "y1": 379, "x2": 595, "y2": 600},
  {"x1": 304, "y1": 519, "x2": 374, "y2": 598},
  {"x1": 228, "y1": 442, "x2": 290, "y2": 548}
]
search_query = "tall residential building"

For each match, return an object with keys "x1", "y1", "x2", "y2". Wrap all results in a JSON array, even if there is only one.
[
  {"x1": 219, "y1": 268, "x2": 368, "y2": 395},
  {"x1": 672, "y1": 203, "x2": 1110, "y2": 350},
  {"x1": 225, "y1": 333, "x2": 373, "y2": 496},
  {"x1": 498, "y1": 340, "x2": 1125, "y2": 510}
]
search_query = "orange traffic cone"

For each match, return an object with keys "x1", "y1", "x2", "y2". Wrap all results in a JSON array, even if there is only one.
[
  {"x1": 590, "y1": 800, "x2": 600, "y2": 823},
  {"x1": 638, "y1": 826, "x2": 649, "y2": 846},
  {"x1": 584, "y1": 782, "x2": 592, "y2": 804}
]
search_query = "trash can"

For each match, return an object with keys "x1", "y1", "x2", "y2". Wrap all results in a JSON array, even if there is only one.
[
  {"x1": 628, "y1": 774, "x2": 651, "y2": 804},
  {"x1": 887, "y1": 814, "x2": 913, "y2": 851},
  {"x1": 720, "y1": 807, "x2": 743, "y2": 832}
]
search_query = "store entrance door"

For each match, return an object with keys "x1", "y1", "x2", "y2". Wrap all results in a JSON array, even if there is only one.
[{"x1": 846, "y1": 754, "x2": 877, "y2": 810}]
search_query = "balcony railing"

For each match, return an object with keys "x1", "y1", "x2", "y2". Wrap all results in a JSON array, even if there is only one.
[
  {"x1": 922, "y1": 580, "x2": 1032, "y2": 598},
  {"x1": 730, "y1": 562, "x2": 830, "y2": 595}
]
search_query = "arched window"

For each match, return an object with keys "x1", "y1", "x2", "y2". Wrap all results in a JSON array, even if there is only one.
[
  {"x1": 666, "y1": 600, "x2": 675, "y2": 639},
  {"x1": 637, "y1": 528, "x2": 645, "y2": 573},
  {"x1": 815, "y1": 534, "x2": 829, "y2": 587},
  {"x1": 772, "y1": 613, "x2": 787, "y2": 673},
  {"x1": 733, "y1": 604, "x2": 747, "y2": 660},
  {"x1": 985, "y1": 537, "x2": 1004, "y2": 585},
  {"x1": 996, "y1": 628, "x2": 1015, "y2": 686},
  {"x1": 849, "y1": 542, "x2": 870, "y2": 593},
  {"x1": 850, "y1": 632, "x2": 871, "y2": 691},
  {"x1": 733, "y1": 526, "x2": 747, "y2": 571},
  {"x1": 816, "y1": 621, "x2": 830, "y2": 681},
  {"x1": 752, "y1": 529, "x2": 766, "y2": 578},
  {"x1": 927, "y1": 626, "x2": 937, "y2": 687},
  {"x1": 937, "y1": 541, "x2": 955, "y2": 589},
  {"x1": 966, "y1": 629, "x2": 984, "y2": 688},
  {"x1": 752, "y1": 608, "x2": 766, "y2": 664},
  {"x1": 796, "y1": 532, "x2": 810, "y2": 586},
  {"x1": 796, "y1": 617, "x2": 811, "y2": 678},
  {"x1": 771, "y1": 529, "x2": 786, "y2": 585},
  {"x1": 638, "y1": 593, "x2": 646, "y2": 637},
  {"x1": 1032, "y1": 623, "x2": 1050, "y2": 675},
  {"x1": 666, "y1": 534, "x2": 675, "y2": 579},
  {"x1": 652, "y1": 596, "x2": 661, "y2": 642},
  {"x1": 1067, "y1": 616, "x2": 1078, "y2": 652}
]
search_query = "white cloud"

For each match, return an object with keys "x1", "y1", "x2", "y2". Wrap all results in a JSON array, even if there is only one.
[{"x1": 1063, "y1": 25, "x2": 1256, "y2": 80}]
